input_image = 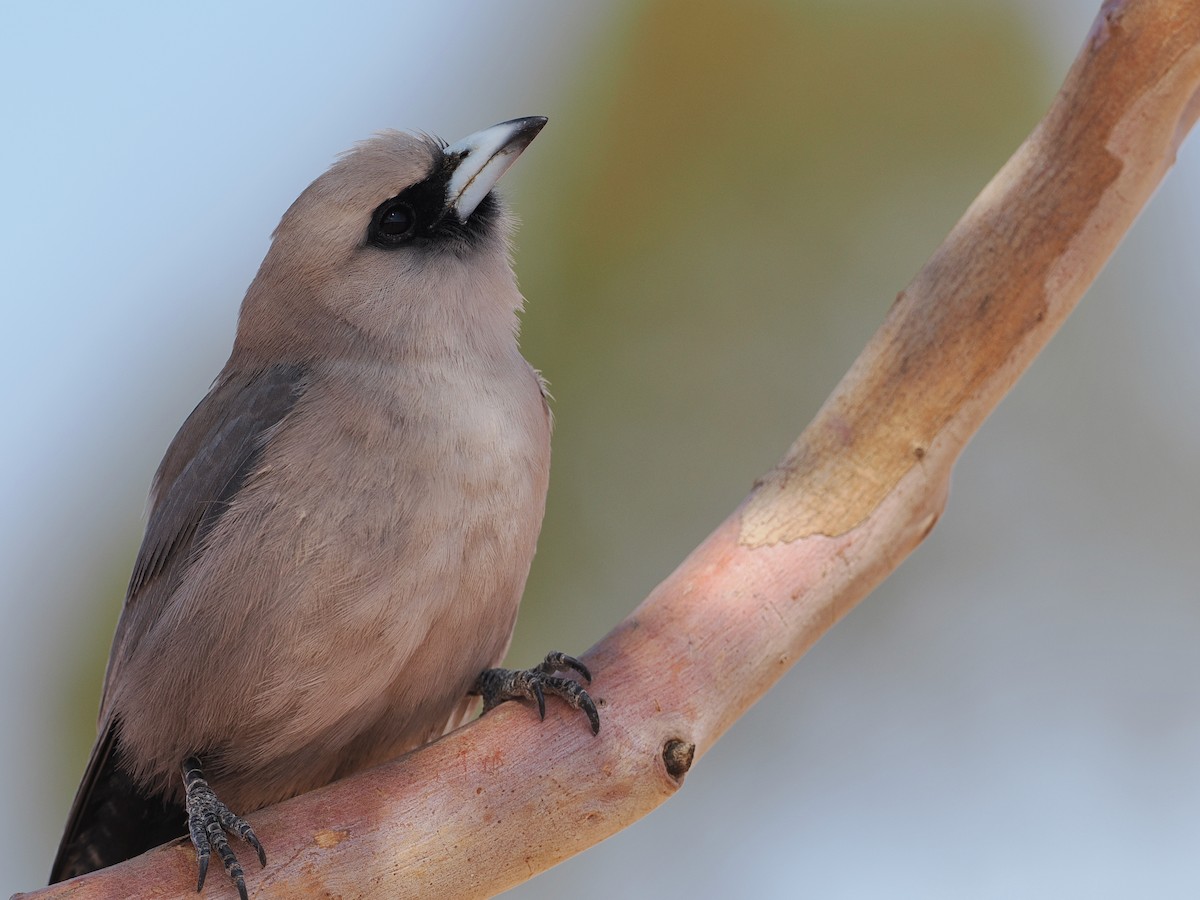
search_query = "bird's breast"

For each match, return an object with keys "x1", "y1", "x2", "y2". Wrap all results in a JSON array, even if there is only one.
[{"x1": 228, "y1": 351, "x2": 551, "y2": 728}]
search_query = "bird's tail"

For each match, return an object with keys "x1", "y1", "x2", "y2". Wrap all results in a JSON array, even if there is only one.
[{"x1": 50, "y1": 724, "x2": 185, "y2": 884}]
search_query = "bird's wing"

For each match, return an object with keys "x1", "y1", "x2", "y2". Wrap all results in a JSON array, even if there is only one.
[
  {"x1": 51, "y1": 362, "x2": 311, "y2": 883},
  {"x1": 99, "y1": 361, "x2": 311, "y2": 717}
]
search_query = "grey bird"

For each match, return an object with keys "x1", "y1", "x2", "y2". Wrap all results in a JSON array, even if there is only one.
[{"x1": 50, "y1": 117, "x2": 598, "y2": 899}]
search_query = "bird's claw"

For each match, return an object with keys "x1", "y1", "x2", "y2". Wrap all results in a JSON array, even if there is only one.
[
  {"x1": 473, "y1": 651, "x2": 600, "y2": 735},
  {"x1": 183, "y1": 756, "x2": 265, "y2": 900}
]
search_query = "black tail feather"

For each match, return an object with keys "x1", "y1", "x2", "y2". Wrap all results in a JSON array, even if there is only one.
[{"x1": 50, "y1": 725, "x2": 185, "y2": 884}]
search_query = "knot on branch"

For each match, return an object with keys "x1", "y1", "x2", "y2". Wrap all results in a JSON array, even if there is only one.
[{"x1": 662, "y1": 739, "x2": 696, "y2": 782}]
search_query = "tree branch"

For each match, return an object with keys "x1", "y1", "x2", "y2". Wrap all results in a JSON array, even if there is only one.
[{"x1": 21, "y1": 1, "x2": 1200, "y2": 897}]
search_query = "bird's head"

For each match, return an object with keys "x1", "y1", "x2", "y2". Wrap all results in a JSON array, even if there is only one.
[{"x1": 236, "y1": 117, "x2": 547, "y2": 359}]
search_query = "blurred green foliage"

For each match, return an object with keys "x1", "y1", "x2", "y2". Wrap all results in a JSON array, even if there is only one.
[{"x1": 512, "y1": 0, "x2": 1044, "y2": 660}]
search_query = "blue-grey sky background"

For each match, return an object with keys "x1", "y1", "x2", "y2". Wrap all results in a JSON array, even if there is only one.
[{"x1": 4, "y1": 2, "x2": 1200, "y2": 897}]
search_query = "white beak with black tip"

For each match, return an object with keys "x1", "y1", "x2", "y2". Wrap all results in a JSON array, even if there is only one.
[{"x1": 444, "y1": 116, "x2": 548, "y2": 221}]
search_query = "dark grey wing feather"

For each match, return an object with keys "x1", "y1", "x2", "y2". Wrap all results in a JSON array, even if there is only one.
[
  {"x1": 102, "y1": 361, "x2": 310, "y2": 703},
  {"x1": 50, "y1": 362, "x2": 310, "y2": 885},
  {"x1": 128, "y1": 362, "x2": 310, "y2": 596}
]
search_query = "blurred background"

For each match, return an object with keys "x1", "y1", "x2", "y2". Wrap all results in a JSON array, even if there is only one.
[{"x1": 4, "y1": 1, "x2": 1199, "y2": 896}]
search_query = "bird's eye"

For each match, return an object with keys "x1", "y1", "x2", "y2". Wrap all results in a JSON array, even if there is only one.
[{"x1": 368, "y1": 200, "x2": 417, "y2": 247}]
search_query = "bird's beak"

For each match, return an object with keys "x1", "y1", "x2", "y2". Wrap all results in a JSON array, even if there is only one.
[{"x1": 444, "y1": 116, "x2": 547, "y2": 222}]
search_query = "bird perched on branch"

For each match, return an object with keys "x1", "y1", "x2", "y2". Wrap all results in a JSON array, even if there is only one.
[{"x1": 50, "y1": 116, "x2": 598, "y2": 899}]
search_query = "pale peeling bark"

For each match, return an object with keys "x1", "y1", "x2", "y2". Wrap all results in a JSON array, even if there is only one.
[{"x1": 22, "y1": 1, "x2": 1200, "y2": 897}]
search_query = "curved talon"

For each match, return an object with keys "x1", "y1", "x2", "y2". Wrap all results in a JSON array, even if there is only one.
[
  {"x1": 182, "y1": 755, "x2": 264, "y2": 900},
  {"x1": 554, "y1": 652, "x2": 591, "y2": 684},
  {"x1": 221, "y1": 806, "x2": 267, "y2": 867},
  {"x1": 196, "y1": 851, "x2": 209, "y2": 892},
  {"x1": 248, "y1": 832, "x2": 267, "y2": 868},
  {"x1": 472, "y1": 650, "x2": 601, "y2": 735},
  {"x1": 533, "y1": 681, "x2": 547, "y2": 720},
  {"x1": 542, "y1": 674, "x2": 600, "y2": 735},
  {"x1": 579, "y1": 690, "x2": 601, "y2": 736}
]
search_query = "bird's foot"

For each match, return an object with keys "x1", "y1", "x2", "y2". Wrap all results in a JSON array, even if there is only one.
[
  {"x1": 473, "y1": 651, "x2": 600, "y2": 735},
  {"x1": 183, "y1": 756, "x2": 265, "y2": 900}
]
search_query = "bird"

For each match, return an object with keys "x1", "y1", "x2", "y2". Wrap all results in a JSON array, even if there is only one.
[{"x1": 49, "y1": 116, "x2": 598, "y2": 899}]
